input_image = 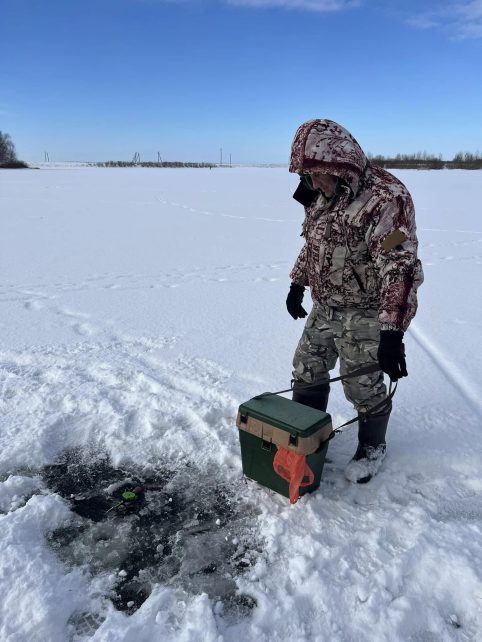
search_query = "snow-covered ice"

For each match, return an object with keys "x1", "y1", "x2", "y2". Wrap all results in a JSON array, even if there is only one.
[{"x1": 0, "y1": 166, "x2": 481, "y2": 641}]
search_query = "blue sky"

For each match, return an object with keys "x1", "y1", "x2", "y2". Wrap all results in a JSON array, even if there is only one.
[{"x1": 1, "y1": 0, "x2": 481, "y2": 163}]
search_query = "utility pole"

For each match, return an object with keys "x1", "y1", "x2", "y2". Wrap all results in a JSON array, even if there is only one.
[
  {"x1": 157, "y1": 152, "x2": 162, "y2": 163},
  {"x1": 220, "y1": 148, "x2": 223, "y2": 167},
  {"x1": 44, "y1": 151, "x2": 49, "y2": 162},
  {"x1": 229, "y1": 153, "x2": 232, "y2": 168}
]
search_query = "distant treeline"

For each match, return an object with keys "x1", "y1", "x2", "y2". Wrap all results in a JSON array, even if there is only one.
[
  {"x1": 0, "y1": 131, "x2": 28, "y2": 168},
  {"x1": 0, "y1": 160, "x2": 29, "y2": 168},
  {"x1": 97, "y1": 161, "x2": 215, "y2": 168},
  {"x1": 368, "y1": 151, "x2": 482, "y2": 170}
]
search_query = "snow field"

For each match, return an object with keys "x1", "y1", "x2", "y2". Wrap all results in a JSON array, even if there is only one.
[{"x1": 0, "y1": 167, "x2": 481, "y2": 641}]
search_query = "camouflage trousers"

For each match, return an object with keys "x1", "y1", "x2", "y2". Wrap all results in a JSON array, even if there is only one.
[{"x1": 292, "y1": 304, "x2": 387, "y2": 413}]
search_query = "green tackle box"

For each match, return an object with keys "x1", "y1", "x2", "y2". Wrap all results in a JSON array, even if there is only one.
[{"x1": 236, "y1": 394, "x2": 333, "y2": 500}]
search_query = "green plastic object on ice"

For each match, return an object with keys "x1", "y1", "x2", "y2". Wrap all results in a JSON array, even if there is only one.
[
  {"x1": 236, "y1": 394, "x2": 333, "y2": 500},
  {"x1": 122, "y1": 490, "x2": 138, "y2": 502}
]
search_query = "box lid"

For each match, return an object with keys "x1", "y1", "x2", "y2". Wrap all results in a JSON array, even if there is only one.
[{"x1": 238, "y1": 394, "x2": 331, "y2": 437}]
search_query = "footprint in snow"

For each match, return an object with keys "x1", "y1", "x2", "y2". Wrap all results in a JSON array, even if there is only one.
[
  {"x1": 24, "y1": 300, "x2": 43, "y2": 311},
  {"x1": 72, "y1": 322, "x2": 96, "y2": 337}
]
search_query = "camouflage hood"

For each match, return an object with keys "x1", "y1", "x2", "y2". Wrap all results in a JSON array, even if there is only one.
[{"x1": 289, "y1": 119, "x2": 367, "y2": 196}]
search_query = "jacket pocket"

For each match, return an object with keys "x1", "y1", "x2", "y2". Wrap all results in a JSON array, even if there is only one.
[{"x1": 328, "y1": 246, "x2": 347, "y2": 286}]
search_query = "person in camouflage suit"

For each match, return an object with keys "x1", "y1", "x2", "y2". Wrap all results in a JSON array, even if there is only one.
[{"x1": 286, "y1": 119, "x2": 423, "y2": 483}]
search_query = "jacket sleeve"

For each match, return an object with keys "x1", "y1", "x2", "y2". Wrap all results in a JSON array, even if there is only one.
[
  {"x1": 367, "y1": 195, "x2": 424, "y2": 331},
  {"x1": 289, "y1": 244, "x2": 310, "y2": 287}
]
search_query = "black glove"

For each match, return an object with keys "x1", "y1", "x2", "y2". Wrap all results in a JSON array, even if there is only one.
[
  {"x1": 377, "y1": 330, "x2": 408, "y2": 382},
  {"x1": 286, "y1": 283, "x2": 308, "y2": 320}
]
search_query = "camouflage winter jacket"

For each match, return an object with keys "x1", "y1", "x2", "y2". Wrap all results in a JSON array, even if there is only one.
[{"x1": 289, "y1": 119, "x2": 424, "y2": 331}]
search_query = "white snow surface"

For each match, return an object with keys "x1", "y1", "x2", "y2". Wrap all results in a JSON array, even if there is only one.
[{"x1": 0, "y1": 167, "x2": 481, "y2": 641}]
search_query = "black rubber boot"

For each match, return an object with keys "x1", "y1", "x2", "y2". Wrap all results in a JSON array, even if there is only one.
[
  {"x1": 292, "y1": 382, "x2": 330, "y2": 412},
  {"x1": 345, "y1": 410, "x2": 390, "y2": 484},
  {"x1": 358, "y1": 409, "x2": 390, "y2": 448}
]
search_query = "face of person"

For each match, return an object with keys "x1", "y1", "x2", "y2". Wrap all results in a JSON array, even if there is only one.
[{"x1": 309, "y1": 173, "x2": 338, "y2": 197}]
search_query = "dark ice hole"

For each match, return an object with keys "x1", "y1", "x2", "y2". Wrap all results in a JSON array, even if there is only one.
[{"x1": 42, "y1": 448, "x2": 260, "y2": 621}]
